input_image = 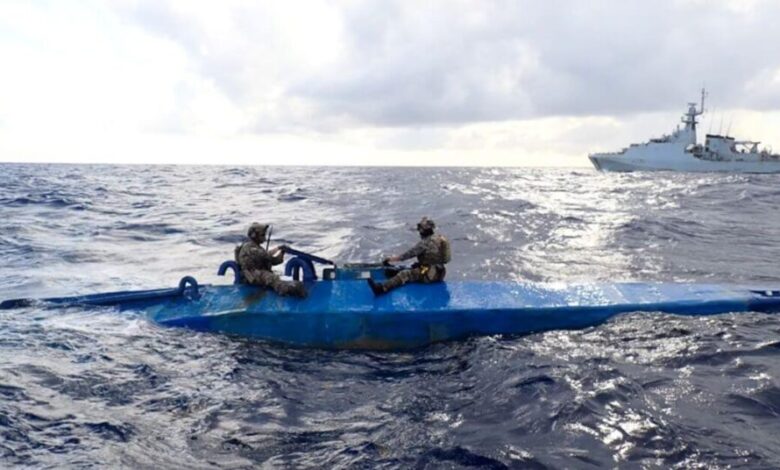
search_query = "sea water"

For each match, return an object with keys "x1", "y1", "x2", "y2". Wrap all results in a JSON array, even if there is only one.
[{"x1": 2, "y1": 164, "x2": 780, "y2": 467}]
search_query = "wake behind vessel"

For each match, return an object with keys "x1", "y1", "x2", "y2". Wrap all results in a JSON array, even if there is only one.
[{"x1": 589, "y1": 90, "x2": 780, "y2": 172}]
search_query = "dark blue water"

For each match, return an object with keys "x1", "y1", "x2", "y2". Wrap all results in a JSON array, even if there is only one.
[{"x1": 2, "y1": 164, "x2": 780, "y2": 468}]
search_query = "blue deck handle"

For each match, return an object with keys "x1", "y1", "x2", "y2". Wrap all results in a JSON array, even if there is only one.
[
  {"x1": 178, "y1": 276, "x2": 200, "y2": 299},
  {"x1": 284, "y1": 257, "x2": 317, "y2": 281},
  {"x1": 280, "y1": 247, "x2": 335, "y2": 282},
  {"x1": 217, "y1": 260, "x2": 241, "y2": 284}
]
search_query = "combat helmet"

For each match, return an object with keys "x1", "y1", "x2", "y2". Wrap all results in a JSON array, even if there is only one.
[
  {"x1": 417, "y1": 217, "x2": 435, "y2": 233},
  {"x1": 247, "y1": 223, "x2": 269, "y2": 240}
]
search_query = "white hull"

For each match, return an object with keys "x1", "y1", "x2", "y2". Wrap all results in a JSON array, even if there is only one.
[{"x1": 590, "y1": 153, "x2": 780, "y2": 173}]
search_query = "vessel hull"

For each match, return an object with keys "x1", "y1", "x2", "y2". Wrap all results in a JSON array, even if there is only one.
[
  {"x1": 6, "y1": 278, "x2": 780, "y2": 350},
  {"x1": 590, "y1": 154, "x2": 780, "y2": 173},
  {"x1": 589, "y1": 91, "x2": 780, "y2": 173},
  {"x1": 14, "y1": 280, "x2": 777, "y2": 350}
]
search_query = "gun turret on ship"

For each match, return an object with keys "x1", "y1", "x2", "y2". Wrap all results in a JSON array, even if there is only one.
[{"x1": 589, "y1": 90, "x2": 780, "y2": 172}]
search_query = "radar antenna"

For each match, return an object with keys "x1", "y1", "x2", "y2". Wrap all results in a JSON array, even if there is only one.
[{"x1": 682, "y1": 88, "x2": 707, "y2": 133}]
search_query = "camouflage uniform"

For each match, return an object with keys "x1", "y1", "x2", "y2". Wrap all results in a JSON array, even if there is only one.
[
  {"x1": 371, "y1": 217, "x2": 450, "y2": 294},
  {"x1": 382, "y1": 234, "x2": 448, "y2": 291},
  {"x1": 236, "y1": 224, "x2": 306, "y2": 298}
]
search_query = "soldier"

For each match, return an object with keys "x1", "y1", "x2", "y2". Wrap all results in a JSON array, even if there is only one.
[
  {"x1": 236, "y1": 223, "x2": 307, "y2": 298},
  {"x1": 367, "y1": 217, "x2": 451, "y2": 295}
]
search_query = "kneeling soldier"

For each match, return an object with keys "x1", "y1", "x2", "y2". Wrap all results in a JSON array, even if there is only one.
[{"x1": 236, "y1": 223, "x2": 307, "y2": 298}]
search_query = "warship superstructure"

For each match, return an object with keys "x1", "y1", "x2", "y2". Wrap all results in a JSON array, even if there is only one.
[{"x1": 589, "y1": 90, "x2": 780, "y2": 172}]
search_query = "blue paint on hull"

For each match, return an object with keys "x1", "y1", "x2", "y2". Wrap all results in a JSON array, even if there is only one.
[{"x1": 31, "y1": 280, "x2": 778, "y2": 350}]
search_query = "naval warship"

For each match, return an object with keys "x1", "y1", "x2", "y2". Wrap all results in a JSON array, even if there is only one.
[{"x1": 589, "y1": 90, "x2": 780, "y2": 172}]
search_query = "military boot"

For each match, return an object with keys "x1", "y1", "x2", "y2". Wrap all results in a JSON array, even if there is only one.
[
  {"x1": 287, "y1": 281, "x2": 308, "y2": 299},
  {"x1": 367, "y1": 278, "x2": 386, "y2": 296},
  {"x1": 275, "y1": 280, "x2": 308, "y2": 299}
]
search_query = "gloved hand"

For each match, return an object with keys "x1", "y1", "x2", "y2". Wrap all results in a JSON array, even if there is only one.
[{"x1": 382, "y1": 258, "x2": 392, "y2": 266}]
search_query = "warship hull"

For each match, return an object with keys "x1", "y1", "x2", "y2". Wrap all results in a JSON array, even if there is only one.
[{"x1": 590, "y1": 153, "x2": 780, "y2": 173}]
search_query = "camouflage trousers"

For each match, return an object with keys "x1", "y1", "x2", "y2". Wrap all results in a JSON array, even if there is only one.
[
  {"x1": 382, "y1": 264, "x2": 446, "y2": 292},
  {"x1": 243, "y1": 269, "x2": 307, "y2": 298}
]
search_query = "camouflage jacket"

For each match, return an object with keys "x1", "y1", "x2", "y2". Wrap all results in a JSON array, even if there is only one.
[
  {"x1": 399, "y1": 234, "x2": 449, "y2": 265},
  {"x1": 236, "y1": 241, "x2": 284, "y2": 273}
]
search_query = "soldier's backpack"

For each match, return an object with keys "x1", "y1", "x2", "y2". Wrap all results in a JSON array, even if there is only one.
[{"x1": 435, "y1": 235, "x2": 452, "y2": 264}]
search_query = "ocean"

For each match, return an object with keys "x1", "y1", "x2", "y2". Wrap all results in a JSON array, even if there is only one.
[{"x1": 2, "y1": 163, "x2": 780, "y2": 468}]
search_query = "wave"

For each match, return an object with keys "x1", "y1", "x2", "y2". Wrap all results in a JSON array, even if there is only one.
[{"x1": 2, "y1": 164, "x2": 780, "y2": 467}]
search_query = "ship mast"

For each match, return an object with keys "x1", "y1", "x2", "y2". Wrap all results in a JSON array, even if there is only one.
[
  {"x1": 682, "y1": 88, "x2": 706, "y2": 136},
  {"x1": 700, "y1": 88, "x2": 707, "y2": 115}
]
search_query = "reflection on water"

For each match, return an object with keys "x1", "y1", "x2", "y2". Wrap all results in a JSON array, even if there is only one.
[{"x1": 2, "y1": 164, "x2": 780, "y2": 467}]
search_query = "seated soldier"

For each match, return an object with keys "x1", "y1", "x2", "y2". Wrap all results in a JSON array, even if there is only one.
[
  {"x1": 367, "y1": 217, "x2": 451, "y2": 296},
  {"x1": 236, "y1": 223, "x2": 307, "y2": 298}
]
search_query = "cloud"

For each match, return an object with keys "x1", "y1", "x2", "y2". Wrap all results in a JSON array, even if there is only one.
[
  {"x1": 105, "y1": 0, "x2": 780, "y2": 130},
  {"x1": 295, "y1": 0, "x2": 780, "y2": 125},
  {"x1": 2, "y1": 0, "x2": 780, "y2": 165}
]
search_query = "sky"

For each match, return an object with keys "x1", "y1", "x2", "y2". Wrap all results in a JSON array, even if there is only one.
[{"x1": 1, "y1": 0, "x2": 779, "y2": 167}]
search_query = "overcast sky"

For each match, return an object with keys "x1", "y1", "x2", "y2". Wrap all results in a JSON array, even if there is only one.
[{"x1": 1, "y1": 0, "x2": 779, "y2": 166}]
